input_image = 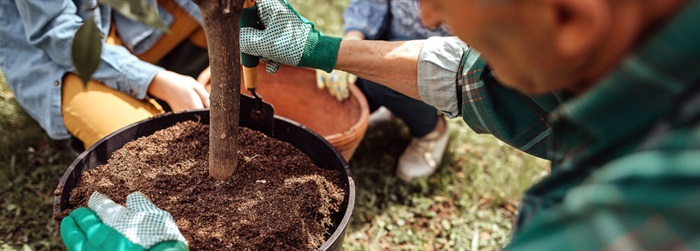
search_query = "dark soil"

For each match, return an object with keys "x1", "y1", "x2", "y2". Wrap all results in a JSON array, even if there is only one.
[{"x1": 59, "y1": 121, "x2": 346, "y2": 250}]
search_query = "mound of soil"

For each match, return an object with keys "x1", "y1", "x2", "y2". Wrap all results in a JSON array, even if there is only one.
[{"x1": 58, "y1": 121, "x2": 345, "y2": 250}]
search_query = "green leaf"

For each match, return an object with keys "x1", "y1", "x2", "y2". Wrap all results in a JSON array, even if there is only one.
[
  {"x1": 71, "y1": 14, "x2": 102, "y2": 86},
  {"x1": 99, "y1": 0, "x2": 170, "y2": 33}
]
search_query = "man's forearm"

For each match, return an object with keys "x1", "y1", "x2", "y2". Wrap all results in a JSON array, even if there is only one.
[{"x1": 335, "y1": 39, "x2": 425, "y2": 100}]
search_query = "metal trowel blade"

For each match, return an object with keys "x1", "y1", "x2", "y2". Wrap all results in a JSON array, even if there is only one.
[{"x1": 240, "y1": 93, "x2": 274, "y2": 137}]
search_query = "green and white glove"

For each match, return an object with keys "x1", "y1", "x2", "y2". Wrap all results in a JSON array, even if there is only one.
[
  {"x1": 60, "y1": 192, "x2": 188, "y2": 251},
  {"x1": 240, "y1": 0, "x2": 342, "y2": 74}
]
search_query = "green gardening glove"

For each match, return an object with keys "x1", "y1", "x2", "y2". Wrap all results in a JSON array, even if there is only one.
[
  {"x1": 60, "y1": 192, "x2": 188, "y2": 251},
  {"x1": 240, "y1": 0, "x2": 342, "y2": 74}
]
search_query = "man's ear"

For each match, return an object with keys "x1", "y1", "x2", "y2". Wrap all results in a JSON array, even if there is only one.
[{"x1": 551, "y1": 0, "x2": 610, "y2": 57}]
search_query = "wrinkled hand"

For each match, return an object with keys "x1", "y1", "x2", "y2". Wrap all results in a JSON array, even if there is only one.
[
  {"x1": 60, "y1": 192, "x2": 187, "y2": 251},
  {"x1": 316, "y1": 69, "x2": 356, "y2": 101},
  {"x1": 239, "y1": 0, "x2": 342, "y2": 74},
  {"x1": 149, "y1": 70, "x2": 210, "y2": 112}
]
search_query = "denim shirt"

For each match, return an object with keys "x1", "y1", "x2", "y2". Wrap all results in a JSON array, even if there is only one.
[
  {"x1": 0, "y1": 0, "x2": 201, "y2": 140},
  {"x1": 342, "y1": 0, "x2": 450, "y2": 41}
]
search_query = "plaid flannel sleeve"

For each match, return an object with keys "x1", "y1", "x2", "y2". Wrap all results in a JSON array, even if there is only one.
[
  {"x1": 504, "y1": 149, "x2": 700, "y2": 250},
  {"x1": 417, "y1": 37, "x2": 557, "y2": 159}
]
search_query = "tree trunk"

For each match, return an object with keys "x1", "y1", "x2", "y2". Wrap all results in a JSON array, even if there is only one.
[{"x1": 197, "y1": 0, "x2": 244, "y2": 180}]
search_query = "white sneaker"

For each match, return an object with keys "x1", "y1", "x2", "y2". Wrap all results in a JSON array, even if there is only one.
[
  {"x1": 367, "y1": 106, "x2": 394, "y2": 128},
  {"x1": 396, "y1": 118, "x2": 449, "y2": 182}
]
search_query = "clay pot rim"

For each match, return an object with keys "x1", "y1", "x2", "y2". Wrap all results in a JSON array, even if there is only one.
[{"x1": 324, "y1": 84, "x2": 370, "y2": 142}]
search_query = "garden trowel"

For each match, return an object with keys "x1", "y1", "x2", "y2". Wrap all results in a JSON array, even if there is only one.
[
  {"x1": 240, "y1": 93, "x2": 274, "y2": 137},
  {"x1": 240, "y1": 0, "x2": 273, "y2": 137}
]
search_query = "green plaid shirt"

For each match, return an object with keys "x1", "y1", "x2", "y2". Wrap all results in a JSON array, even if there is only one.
[{"x1": 448, "y1": 2, "x2": 700, "y2": 250}]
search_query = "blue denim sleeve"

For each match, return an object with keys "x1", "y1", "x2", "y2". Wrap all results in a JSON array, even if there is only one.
[
  {"x1": 15, "y1": 0, "x2": 162, "y2": 100},
  {"x1": 342, "y1": 0, "x2": 389, "y2": 40}
]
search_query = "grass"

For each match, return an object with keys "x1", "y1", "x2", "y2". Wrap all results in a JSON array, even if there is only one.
[
  {"x1": 345, "y1": 118, "x2": 548, "y2": 250},
  {"x1": 1, "y1": 72, "x2": 75, "y2": 251},
  {"x1": 0, "y1": 1, "x2": 549, "y2": 250}
]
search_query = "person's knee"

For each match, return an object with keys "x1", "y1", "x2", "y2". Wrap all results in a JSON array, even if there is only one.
[{"x1": 61, "y1": 74, "x2": 163, "y2": 148}]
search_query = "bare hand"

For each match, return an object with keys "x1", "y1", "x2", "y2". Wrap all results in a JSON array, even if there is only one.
[
  {"x1": 196, "y1": 66, "x2": 212, "y2": 93},
  {"x1": 148, "y1": 70, "x2": 210, "y2": 112}
]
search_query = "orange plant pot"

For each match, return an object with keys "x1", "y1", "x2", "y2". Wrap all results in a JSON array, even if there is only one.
[{"x1": 242, "y1": 64, "x2": 369, "y2": 161}]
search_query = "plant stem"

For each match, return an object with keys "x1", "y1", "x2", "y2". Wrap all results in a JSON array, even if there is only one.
[{"x1": 196, "y1": 0, "x2": 245, "y2": 180}]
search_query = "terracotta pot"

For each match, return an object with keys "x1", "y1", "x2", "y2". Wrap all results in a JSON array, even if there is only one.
[{"x1": 244, "y1": 64, "x2": 370, "y2": 161}]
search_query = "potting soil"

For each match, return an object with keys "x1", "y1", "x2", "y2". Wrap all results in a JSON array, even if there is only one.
[{"x1": 59, "y1": 121, "x2": 345, "y2": 250}]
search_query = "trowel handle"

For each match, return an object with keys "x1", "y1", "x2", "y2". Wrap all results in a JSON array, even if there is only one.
[
  {"x1": 243, "y1": 67, "x2": 258, "y2": 91},
  {"x1": 241, "y1": 0, "x2": 262, "y2": 91}
]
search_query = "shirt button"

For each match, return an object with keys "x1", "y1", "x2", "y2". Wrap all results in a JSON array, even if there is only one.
[{"x1": 53, "y1": 81, "x2": 59, "y2": 86}]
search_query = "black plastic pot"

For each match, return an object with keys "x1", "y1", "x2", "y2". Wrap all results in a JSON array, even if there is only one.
[{"x1": 53, "y1": 106, "x2": 355, "y2": 251}]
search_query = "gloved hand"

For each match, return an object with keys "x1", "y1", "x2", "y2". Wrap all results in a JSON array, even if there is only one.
[
  {"x1": 240, "y1": 0, "x2": 342, "y2": 74},
  {"x1": 316, "y1": 69, "x2": 357, "y2": 101},
  {"x1": 60, "y1": 192, "x2": 188, "y2": 251}
]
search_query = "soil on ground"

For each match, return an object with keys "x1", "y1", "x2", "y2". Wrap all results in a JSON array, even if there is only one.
[{"x1": 58, "y1": 121, "x2": 346, "y2": 250}]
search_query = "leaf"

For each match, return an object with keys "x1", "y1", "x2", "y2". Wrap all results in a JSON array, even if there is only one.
[
  {"x1": 99, "y1": 0, "x2": 170, "y2": 33},
  {"x1": 71, "y1": 14, "x2": 102, "y2": 86}
]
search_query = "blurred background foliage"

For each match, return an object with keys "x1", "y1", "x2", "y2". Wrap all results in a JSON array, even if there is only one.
[{"x1": 0, "y1": 1, "x2": 549, "y2": 250}]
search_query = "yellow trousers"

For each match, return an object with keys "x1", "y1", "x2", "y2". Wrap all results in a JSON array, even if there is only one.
[{"x1": 62, "y1": 0, "x2": 207, "y2": 148}]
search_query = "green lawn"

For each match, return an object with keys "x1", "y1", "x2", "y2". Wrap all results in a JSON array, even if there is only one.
[
  {"x1": 0, "y1": 1, "x2": 549, "y2": 250},
  {"x1": 1, "y1": 72, "x2": 75, "y2": 251}
]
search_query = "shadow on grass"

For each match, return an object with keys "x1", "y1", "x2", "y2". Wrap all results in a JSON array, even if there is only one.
[
  {"x1": 345, "y1": 118, "x2": 463, "y2": 249},
  {"x1": 349, "y1": 119, "x2": 463, "y2": 214},
  {"x1": 1, "y1": 79, "x2": 72, "y2": 250},
  {"x1": 342, "y1": 118, "x2": 549, "y2": 250}
]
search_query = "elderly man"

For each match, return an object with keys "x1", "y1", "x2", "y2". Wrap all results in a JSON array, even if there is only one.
[
  {"x1": 241, "y1": 0, "x2": 699, "y2": 249},
  {"x1": 62, "y1": 0, "x2": 699, "y2": 249}
]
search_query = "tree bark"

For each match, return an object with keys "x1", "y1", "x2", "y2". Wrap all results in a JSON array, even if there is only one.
[{"x1": 197, "y1": 0, "x2": 244, "y2": 180}]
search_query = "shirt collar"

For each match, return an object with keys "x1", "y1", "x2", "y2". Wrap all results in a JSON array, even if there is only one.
[{"x1": 551, "y1": 0, "x2": 700, "y2": 158}]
